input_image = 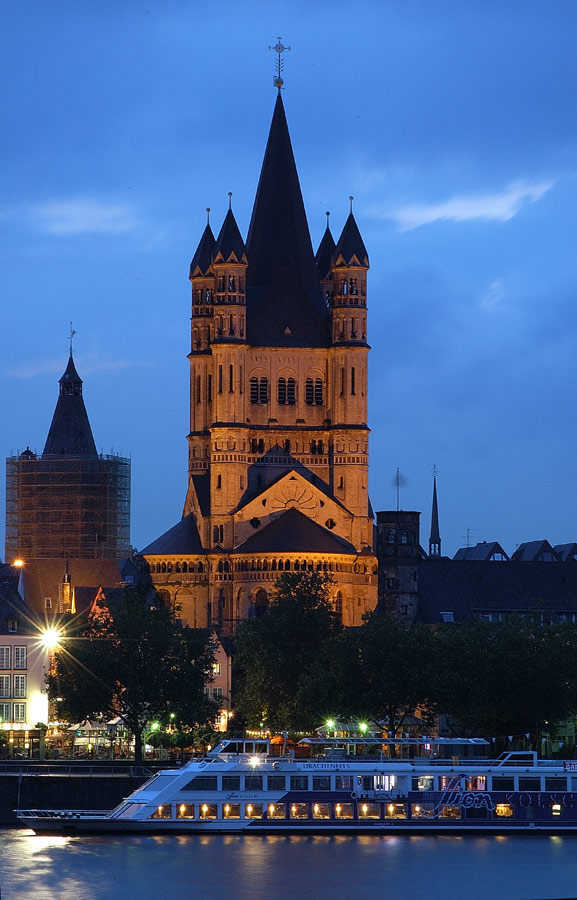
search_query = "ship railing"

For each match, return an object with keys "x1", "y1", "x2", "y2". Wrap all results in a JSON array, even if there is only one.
[
  {"x1": 16, "y1": 809, "x2": 110, "y2": 819},
  {"x1": 0, "y1": 764, "x2": 157, "y2": 777}
]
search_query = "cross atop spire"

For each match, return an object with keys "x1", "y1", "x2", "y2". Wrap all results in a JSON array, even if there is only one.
[
  {"x1": 269, "y1": 37, "x2": 290, "y2": 91},
  {"x1": 68, "y1": 321, "x2": 76, "y2": 357}
]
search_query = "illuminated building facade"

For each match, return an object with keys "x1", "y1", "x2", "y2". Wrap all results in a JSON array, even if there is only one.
[{"x1": 142, "y1": 90, "x2": 377, "y2": 632}]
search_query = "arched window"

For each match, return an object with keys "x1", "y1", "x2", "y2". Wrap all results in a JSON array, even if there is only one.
[
  {"x1": 317, "y1": 440, "x2": 324, "y2": 455},
  {"x1": 305, "y1": 378, "x2": 314, "y2": 405},
  {"x1": 287, "y1": 377, "x2": 296, "y2": 404},
  {"x1": 401, "y1": 532, "x2": 408, "y2": 545},
  {"x1": 277, "y1": 377, "x2": 287, "y2": 404},
  {"x1": 228, "y1": 275, "x2": 235, "y2": 292},
  {"x1": 335, "y1": 592, "x2": 343, "y2": 619},
  {"x1": 250, "y1": 377, "x2": 259, "y2": 403},
  {"x1": 182, "y1": 562, "x2": 188, "y2": 573},
  {"x1": 254, "y1": 589, "x2": 268, "y2": 618},
  {"x1": 259, "y1": 377, "x2": 268, "y2": 404},
  {"x1": 314, "y1": 379, "x2": 323, "y2": 405}
]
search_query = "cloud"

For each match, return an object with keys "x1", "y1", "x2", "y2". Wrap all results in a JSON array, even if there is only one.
[
  {"x1": 479, "y1": 279, "x2": 507, "y2": 311},
  {"x1": 383, "y1": 179, "x2": 555, "y2": 231},
  {"x1": 26, "y1": 197, "x2": 144, "y2": 235}
]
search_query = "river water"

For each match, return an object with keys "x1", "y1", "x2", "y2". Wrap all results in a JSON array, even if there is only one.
[{"x1": 2, "y1": 830, "x2": 577, "y2": 899}]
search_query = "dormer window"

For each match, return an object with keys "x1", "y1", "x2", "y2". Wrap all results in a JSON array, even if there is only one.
[{"x1": 7, "y1": 620, "x2": 17, "y2": 633}]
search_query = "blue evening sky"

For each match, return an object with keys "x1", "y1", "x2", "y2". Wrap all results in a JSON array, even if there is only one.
[{"x1": 2, "y1": 1, "x2": 576, "y2": 558}]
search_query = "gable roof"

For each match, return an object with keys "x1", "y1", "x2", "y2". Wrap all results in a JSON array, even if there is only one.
[
  {"x1": 511, "y1": 540, "x2": 560, "y2": 562},
  {"x1": 141, "y1": 513, "x2": 204, "y2": 556},
  {"x1": 453, "y1": 541, "x2": 509, "y2": 561},
  {"x1": 235, "y1": 507, "x2": 356, "y2": 555}
]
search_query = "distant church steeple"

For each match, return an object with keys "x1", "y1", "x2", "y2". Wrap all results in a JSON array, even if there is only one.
[
  {"x1": 429, "y1": 469, "x2": 441, "y2": 557},
  {"x1": 43, "y1": 351, "x2": 98, "y2": 457}
]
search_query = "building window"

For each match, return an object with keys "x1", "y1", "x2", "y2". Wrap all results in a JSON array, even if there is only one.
[
  {"x1": 213, "y1": 525, "x2": 224, "y2": 544},
  {"x1": 259, "y1": 377, "x2": 269, "y2": 404},
  {"x1": 351, "y1": 367, "x2": 356, "y2": 395},
  {"x1": 216, "y1": 474, "x2": 222, "y2": 489},
  {"x1": 7, "y1": 621, "x2": 17, "y2": 633},
  {"x1": 305, "y1": 378, "x2": 313, "y2": 404},
  {"x1": 314, "y1": 379, "x2": 323, "y2": 405},
  {"x1": 250, "y1": 377, "x2": 259, "y2": 403},
  {"x1": 286, "y1": 378, "x2": 296, "y2": 405},
  {"x1": 196, "y1": 374, "x2": 201, "y2": 403},
  {"x1": 334, "y1": 592, "x2": 343, "y2": 620},
  {"x1": 218, "y1": 365, "x2": 223, "y2": 394},
  {"x1": 0, "y1": 676, "x2": 9, "y2": 698},
  {"x1": 213, "y1": 687, "x2": 223, "y2": 701},
  {"x1": 13, "y1": 675, "x2": 26, "y2": 699},
  {"x1": 0, "y1": 703, "x2": 10, "y2": 723},
  {"x1": 0, "y1": 647, "x2": 10, "y2": 669},
  {"x1": 13, "y1": 647, "x2": 26, "y2": 670},
  {"x1": 277, "y1": 378, "x2": 287, "y2": 404},
  {"x1": 45, "y1": 597, "x2": 52, "y2": 609}
]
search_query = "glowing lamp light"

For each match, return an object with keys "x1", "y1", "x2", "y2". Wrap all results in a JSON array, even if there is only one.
[
  {"x1": 249, "y1": 755, "x2": 260, "y2": 768},
  {"x1": 359, "y1": 722, "x2": 368, "y2": 733},
  {"x1": 151, "y1": 722, "x2": 160, "y2": 732},
  {"x1": 40, "y1": 628, "x2": 62, "y2": 650},
  {"x1": 326, "y1": 719, "x2": 335, "y2": 730},
  {"x1": 13, "y1": 559, "x2": 24, "y2": 568}
]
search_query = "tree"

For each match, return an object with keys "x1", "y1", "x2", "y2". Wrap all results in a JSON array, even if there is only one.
[
  {"x1": 233, "y1": 572, "x2": 342, "y2": 731},
  {"x1": 299, "y1": 612, "x2": 436, "y2": 751},
  {"x1": 48, "y1": 584, "x2": 218, "y2": 761},
  {"x1": 432, "y1": 619, "x2": 577, "y2": 740}
]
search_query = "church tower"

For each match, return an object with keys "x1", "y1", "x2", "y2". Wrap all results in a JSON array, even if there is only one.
[
  {"x1": 5, "y1": 351, "x2": 130, "y2": 562},
  {"x1": 143, "y1": 84, "x2": 377, "y2": 631}
]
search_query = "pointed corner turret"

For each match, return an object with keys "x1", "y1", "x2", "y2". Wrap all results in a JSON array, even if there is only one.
[
  {"x1": 334, "y1": 208, "x2": 369, "y2": 269},
  {"x1": 429, "y1": 472, "x2": 441, "y2": 558},
  {"x1": 315, "y1": 214, "x2": 336, "y2": 281},
  {"x1": 213, "y1": 205, "x2": 247, "y2": 265},
  {"x1": 43, "y1": 353, "x2": 98, "y2": 457},
  {"x1": 189, "y1": 222, "x2": 215, "y2": 279}
]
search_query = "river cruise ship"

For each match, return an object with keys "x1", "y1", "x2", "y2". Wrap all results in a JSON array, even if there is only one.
[{"x1": 17, "y1": 737, "x2": 577, "y2": 834}]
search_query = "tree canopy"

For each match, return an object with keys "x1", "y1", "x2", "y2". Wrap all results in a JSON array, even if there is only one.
[
  {"x1": 233, "y1": 572, "x2": 342, "y2": 731},
  {"x1": 48, "y1": 584, "x2": 218, "y2": 761}
]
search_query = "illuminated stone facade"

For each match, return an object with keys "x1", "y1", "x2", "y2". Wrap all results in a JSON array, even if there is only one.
[{"x1": 143, "y1": 93, "x2": 377, "y2": 632}]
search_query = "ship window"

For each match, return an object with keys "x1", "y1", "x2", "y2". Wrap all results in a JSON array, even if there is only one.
[
  {"x1": 312, "y1": 776, "x2": 331, "y2": 791},
  {"x1": 149, "y1": 804, "x2": 172, "y2": 819},
  {"x1": 290, "y1": 803, "x2": 308, "y2": 819},
  {"x1": 223, "y1": 803, "x2": 241, "y2": 819},
  {"x1": 495, "y1": 803, "x2": 514, "y2": 818},
  {"x1": 183, "y1": 776, "x2": 218, "y2": 791},
  {"x1": 491, "y1": 777, "x2": 514, "y2": 790},
  {"x1": 200, "y1": 803, "x2": 217, "y2": 819},
  {"x1": 335, "y1": 775, "x2": 352, "y2": 790},
  {"x1": 466, "y1": 776, "x2": 486, "y2": 791},
  {"x1": 335, "y1": 803, "x2": 354, "y2": 820},
  {"x1": 267, "y1": 776, "x2": 286, "y2": 791},
  {"x1": 312, "y1": 803, "x2": 331, "y2": 820},
  {"x1": 385, "y1": 803, "x2": 407, "y2": 820},
  {"x1": 177, "y1": 804, "x2": 195, "y2": 819},
  {"x1": 290, "y1": 776, "x2": 308, "y2": 791},
  {"x1": 545, "y1": 778, "x2": 567, "y2": 790},
  {"x1": 244, "y1": 775, "x2": 263, "y2": 791},
  {"x1": 358, "y1": 803, "x2": 380, "y2": 819},
  {"x1": 411, "y1": 804, "x2": 435, "y2": 819},
  {"x1": 222, "y1": 776, "x2": 241, "y2": 791},
  {"x1": 439, "y1": 805, "x2": 461, "y2": 819},
  {"x1": 518, "y1": 778, "x2": 540, "y2": 791},
  {"x1": 244, "y1": 803, "x2": 263, "y2": 819},
  {"x1": 267, "y1": 803, "x2": 286, "y2": 819},
  {"x1": 413, "y1": 776, "x2": 434, "y2": 791}
]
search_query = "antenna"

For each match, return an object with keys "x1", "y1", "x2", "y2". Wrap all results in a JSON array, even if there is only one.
[
  {"x1": 464, "y1": 527, "x2": 477, "y2": 548},
  {"x1": 392, "y1": 468, "x2": 407, "y2": 511},
  {"x1": 269, "y1": 37, "x2": 290, "y2": 91}
]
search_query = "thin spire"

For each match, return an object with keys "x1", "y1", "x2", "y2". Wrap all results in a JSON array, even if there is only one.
[
  {"x1": 228, "y1": 192, "x2": 232, "y2": 211},
  {"x1": 68, "y1": 321, "x2": 76, "y2": 357},
  {"x1": 206, "y1": 207, "x2": 211, "y2": 225},
  {"x1": 429, "y1": 466, "x2": 441, "y2": 557},
  {"x1": 43, "y1": 353, "x2": 98, "y2": 457}
]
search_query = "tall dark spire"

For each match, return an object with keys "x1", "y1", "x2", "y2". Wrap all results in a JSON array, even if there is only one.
[
  {"x1": 315, "y1": 213, "x2": 336, "y2": 280},
  {"x1": 334, "y1": 210, "x2": 369, "y2": 267},
  {"x1": 429, "y1": 472, "x2": 441, "y2": 557},
  {"x1": 43, "y1": 354, "x2": 98, "y2": 457},
  {"x1": 213, "y1": 206, "x2": 247, "y2": 264},
  {"x1": 189, "y1": 220, "x2": 215, "y2": 278},
  {"x1": 246, "y1": 93, "x2": 329, "y2": 347}
]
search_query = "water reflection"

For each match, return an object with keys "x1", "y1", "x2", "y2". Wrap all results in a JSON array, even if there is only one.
[{"x1": 3, "y1": 830, "x2": 577, "y2": 900}]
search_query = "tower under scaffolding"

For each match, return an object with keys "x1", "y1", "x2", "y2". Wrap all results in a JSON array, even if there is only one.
[
  {"x1": 5, "y1": 452, "x2": 130, "y2": 560},
  {"x1": 4, "y1": 352, "x2": 130, "y2": 563}
]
